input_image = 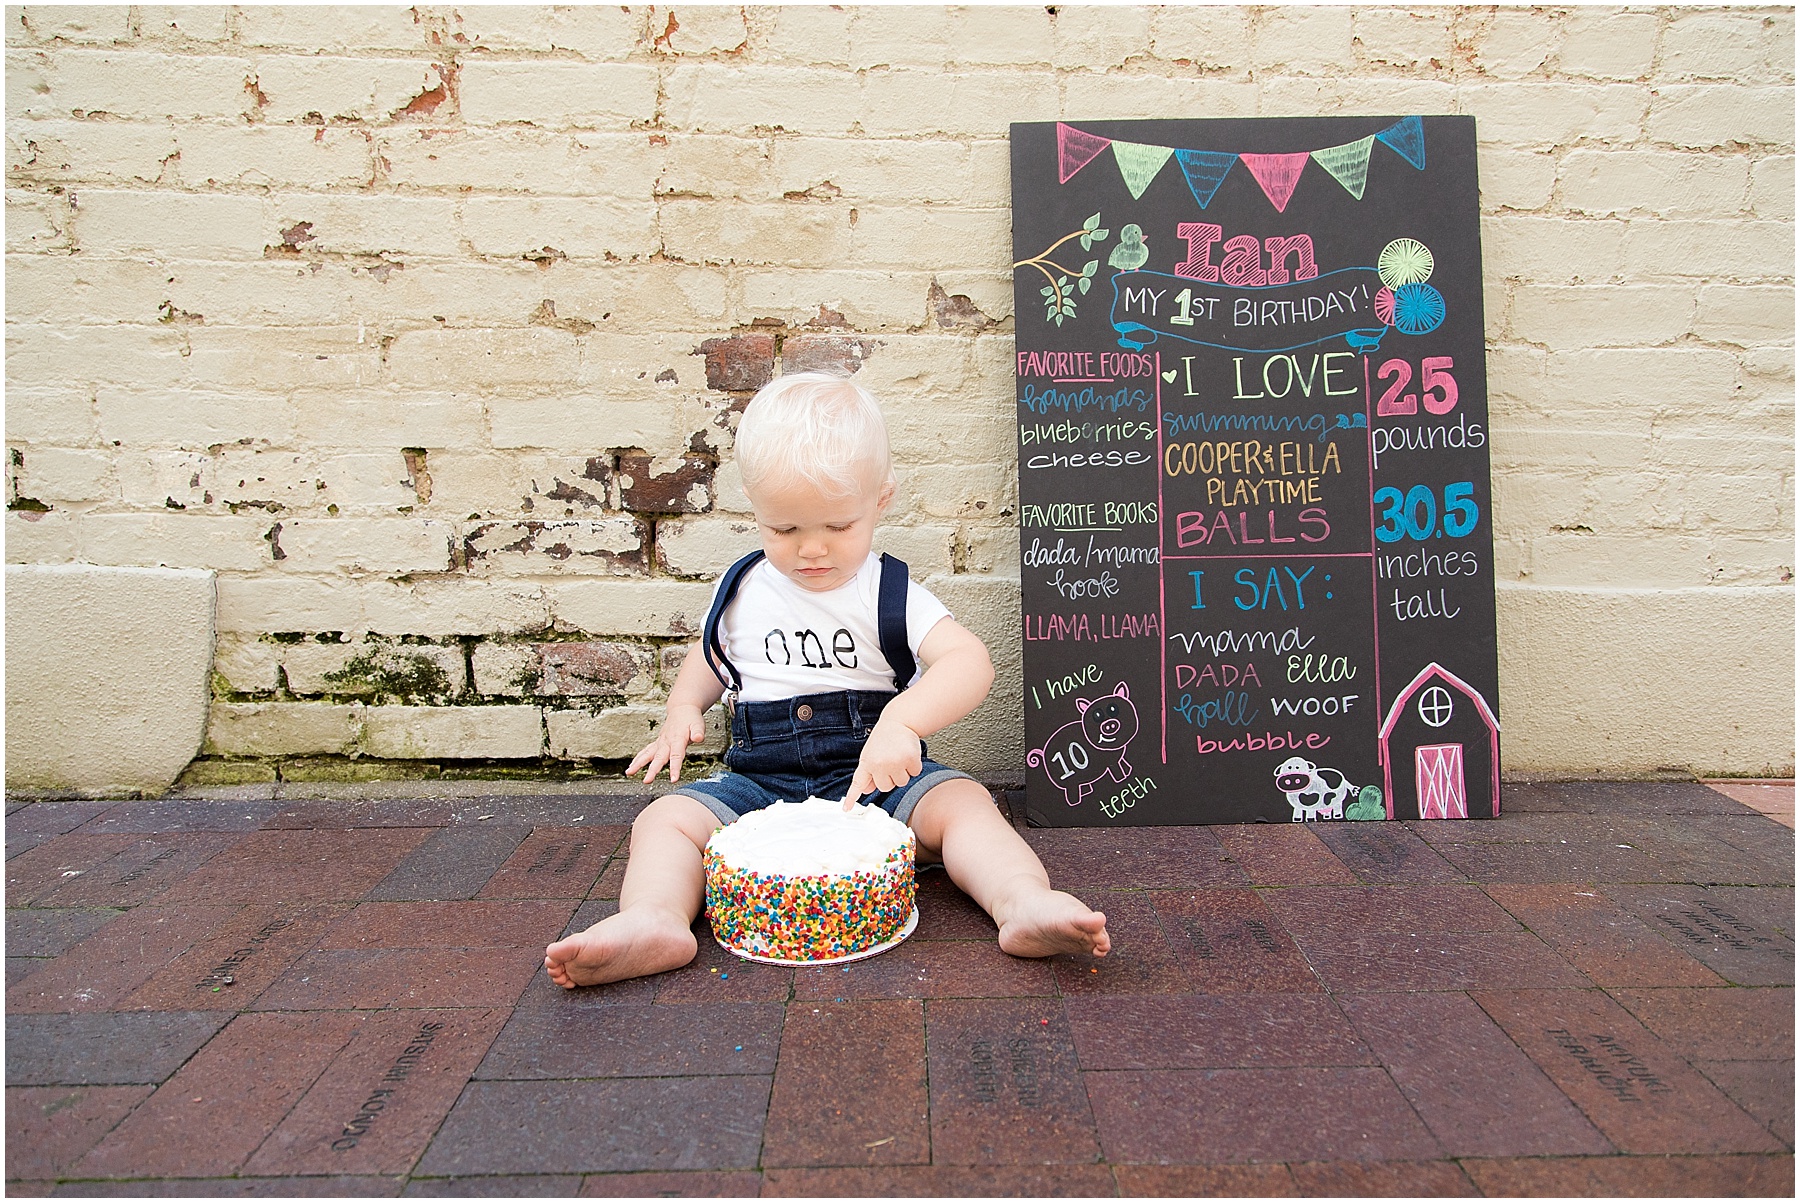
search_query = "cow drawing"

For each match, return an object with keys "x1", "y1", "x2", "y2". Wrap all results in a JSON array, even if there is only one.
[
  {"x1": 1273, "y1": 756, "x2": 1360, "y2": 822},
  {"x1": 1027, "y1": 682, "x2": 1140, "y2": 807}
]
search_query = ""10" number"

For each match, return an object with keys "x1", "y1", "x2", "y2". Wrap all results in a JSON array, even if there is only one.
[
  {"x1": 1374, "y1": 481, "x2": 1480, "y2": 543},
  {"x1": 1376, "y1": 356, "x2": 1458, "y2": 416}
]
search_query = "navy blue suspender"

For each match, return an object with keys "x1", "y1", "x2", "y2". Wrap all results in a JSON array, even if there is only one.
[
  {"x1": 875, "y1": 553, "x2": 917, "y2": 689},
  {"x1": 702, "y1": 551, "x2": 917, "y2": 696}
]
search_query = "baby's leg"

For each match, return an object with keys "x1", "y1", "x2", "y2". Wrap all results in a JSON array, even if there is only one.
[
  {"x1": 544, "y1": 794, "x2": 719, "y2": 988},
  {"x1": 908, "y1": 780, "x2": 1110, "y2": 959}
]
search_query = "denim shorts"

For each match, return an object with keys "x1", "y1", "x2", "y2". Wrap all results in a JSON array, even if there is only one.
[{"x1": 670, "y1": 689, "x2": 975, "y2": 826}]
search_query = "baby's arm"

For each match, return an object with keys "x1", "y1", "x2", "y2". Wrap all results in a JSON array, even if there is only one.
[
  {"x1": 841, "y1": 616, "x2": 994, "y2": 806},
  {"x1": 627, "y1": 641, "x2": 727, "y2": 785}
]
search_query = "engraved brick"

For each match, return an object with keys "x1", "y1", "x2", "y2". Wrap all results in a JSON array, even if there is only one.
[
  {"x1": 1338, "y1": 992, "x2": 1609, "y2": 1157},
  {"x1": 247, "y1": 1007, "x2": 512, "y2": 1176},
  {"x1": 76, "y1": 1011, "x2": 366, "y2": 1178},
  {"x1": 695, "y1": 333, "x2": 775, "y2": 392},
  {"x1": 1485, "y1": 883, "x2": 1727, "y2": 987},
  {"x1": 122, "y1": 904, "x2": 349, "y2": 1012},
  {"x1": 6, "y1": 834, "x2": 139, "y2": 907},
  {"x1": 6, "y1": 904, "x2": 237, "y2": 1012},
  {"x1": 41, "y1": 832, "x2": 241, "y2": 908},
  {"x1": 478, "y1": 825, "x2": 625, "y2": 900},
  {"x1": 1473, "y1": 988, "x2": 1786, "y2": 1154},
  {"x1": 925, "y1": 998, "x2": 1098, "y2": 1165},
  {"x1": 1149, "y1": 887, "x2": 1320, "y2": 994}
]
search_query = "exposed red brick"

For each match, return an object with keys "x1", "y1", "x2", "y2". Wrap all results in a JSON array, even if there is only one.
[
  {"x1": 780, "y1": 335, "x2": 877, "y2": 375},
  {"x1": 929, "y1": 281, "x2": 996, "y2": 331},
  {"x1": 695, "y1": 334, "x2": 774, "y2": 392},
  {"x1": 616, "y1": 452, "x2": 714, "y2": 515},
  {"x1": 537, "y1": 642, "x2": 652, "y2": 696}
]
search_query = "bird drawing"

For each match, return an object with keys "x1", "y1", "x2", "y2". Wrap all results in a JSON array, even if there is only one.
[{"x1": 1107, "y1": 224, "x2": 1149, "y2": 271}]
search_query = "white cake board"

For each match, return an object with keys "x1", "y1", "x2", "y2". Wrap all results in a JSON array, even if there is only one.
[{"x1": 715, "y1": 907, "x2": 919, "y2": 967}]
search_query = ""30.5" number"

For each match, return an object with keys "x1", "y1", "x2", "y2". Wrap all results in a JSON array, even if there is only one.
[{"x1": 1374, "y1": 481, "x2": 1480, "y2": 542}]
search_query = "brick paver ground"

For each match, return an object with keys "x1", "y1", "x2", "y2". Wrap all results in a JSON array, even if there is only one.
[{"x1": 6, "y1": 781, "x2": 1793, "y2": 1197}]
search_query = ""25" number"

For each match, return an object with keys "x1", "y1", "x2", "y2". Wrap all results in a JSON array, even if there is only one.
[{"x1": 1375, "y1": 356, "x2": 1458, "y2": 416}]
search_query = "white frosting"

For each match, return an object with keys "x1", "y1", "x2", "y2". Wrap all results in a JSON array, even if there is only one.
[{"x1": 707, "y1": 797, "x2": 913, "y2": 877}]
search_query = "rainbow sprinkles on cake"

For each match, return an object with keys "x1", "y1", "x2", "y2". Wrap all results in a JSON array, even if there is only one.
[{"x1": 703, "y1": 797, "x2": 917, "y2": 963}]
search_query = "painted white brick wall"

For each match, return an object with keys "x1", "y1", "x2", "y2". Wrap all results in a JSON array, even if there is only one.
[{"x1": 5, "y1": 4, "x2": 1793, "y2": 780}]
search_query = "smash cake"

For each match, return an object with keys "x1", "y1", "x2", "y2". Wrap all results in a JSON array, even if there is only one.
[{"x1": 703, "y1": 797, "x2": 917, "y2": 963}]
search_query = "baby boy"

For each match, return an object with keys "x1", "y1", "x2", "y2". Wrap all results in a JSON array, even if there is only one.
[{"x1": 545, "y1": 370, "x2": 1110, "y2": 986}]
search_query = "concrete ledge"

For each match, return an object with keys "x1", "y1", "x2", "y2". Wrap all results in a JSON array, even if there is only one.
[
  {"x1": 5, "y1": 563, "x2": 215, "y2": 794},
  {"x1": 1498, "y1": 583, "x2": 1795, "y2": 777}
]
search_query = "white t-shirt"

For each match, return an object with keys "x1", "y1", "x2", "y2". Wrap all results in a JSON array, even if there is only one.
[{"x1": 708, "y1": 553, "x2": 952, "y2": 702}]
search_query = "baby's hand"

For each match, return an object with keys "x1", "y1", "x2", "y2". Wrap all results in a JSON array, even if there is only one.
[
  {"x1": 841, "y1": 718, "x2": 922, "y2": 809},
  {"x1": 627, "y1": 704, "x2": 707, "y2": 785}
]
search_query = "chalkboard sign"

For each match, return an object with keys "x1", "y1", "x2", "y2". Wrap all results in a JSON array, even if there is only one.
[{"x1": 1010, "y1": 116, "x2": 1499, "y2": 827}]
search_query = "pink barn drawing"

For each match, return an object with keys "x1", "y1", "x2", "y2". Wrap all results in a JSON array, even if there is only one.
[{"x1": 1376, "y1": 662, "x2": 1500, "y2": 820}]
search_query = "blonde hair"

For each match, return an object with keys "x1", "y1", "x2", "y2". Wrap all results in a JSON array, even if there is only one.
[{"x1": 734, "y1": 370, "x2": 895, "y2": 500}]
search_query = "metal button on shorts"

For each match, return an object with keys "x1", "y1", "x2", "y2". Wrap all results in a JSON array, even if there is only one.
[{"x1": 795, "y1": 704, "x2": 814, "y2": 720}]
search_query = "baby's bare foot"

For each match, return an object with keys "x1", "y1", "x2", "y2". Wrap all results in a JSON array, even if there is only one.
[
  {"x1": 995, "y1": 888, "x2": 1110, "y2": 959},
  {"x1": 544, "y1": 906, "x2": 698, "y2": 988}
]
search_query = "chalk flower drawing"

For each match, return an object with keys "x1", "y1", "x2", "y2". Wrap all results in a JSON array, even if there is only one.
[{"x1": 1014, "y1": 212, "x2": 1108, "y2": 326}]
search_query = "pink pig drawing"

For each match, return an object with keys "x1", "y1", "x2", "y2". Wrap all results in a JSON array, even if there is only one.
[{"x1": 1026, "y1": 682, "x2": 1140, "y2": 807}]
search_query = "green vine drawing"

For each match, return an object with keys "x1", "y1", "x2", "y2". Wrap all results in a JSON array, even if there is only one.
[{"x1": 1014, "y1": 213, "x2": 1108, "y2": 326}]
